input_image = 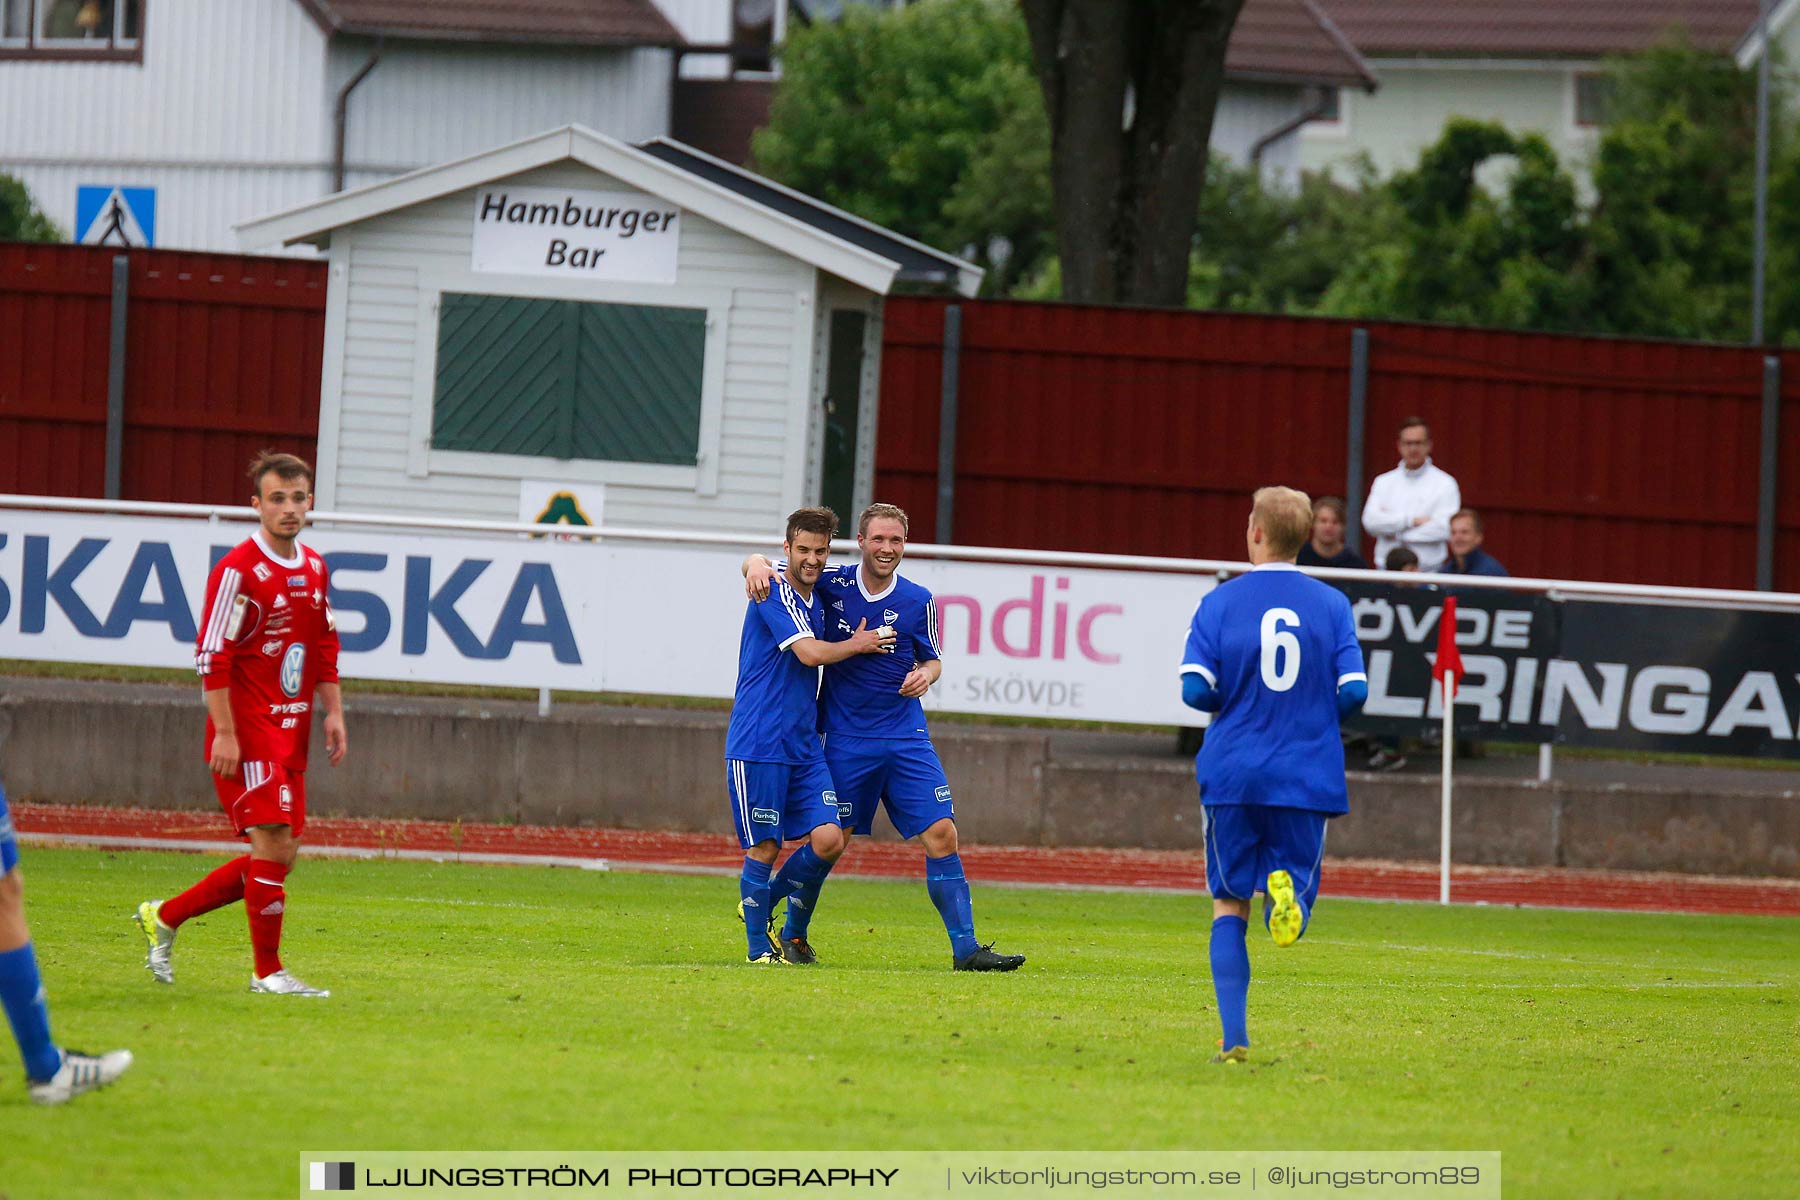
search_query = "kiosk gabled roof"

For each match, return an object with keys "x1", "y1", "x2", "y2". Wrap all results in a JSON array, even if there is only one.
[{"x1": 236, "y1": 125, "x2": 981, "y2": 296}]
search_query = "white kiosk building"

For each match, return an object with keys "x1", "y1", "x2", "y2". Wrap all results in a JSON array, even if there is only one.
[{"x1": 237, "y1": 125, "x2": 978, "y2": 533}]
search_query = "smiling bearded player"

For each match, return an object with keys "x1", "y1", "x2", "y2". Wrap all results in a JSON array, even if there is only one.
[
  {"x1": 134, "y1": 451, "x2": 346, "y2": 997},
  {"x1": 744, "y1": 503, "x2": 1025, "y2": 972}
]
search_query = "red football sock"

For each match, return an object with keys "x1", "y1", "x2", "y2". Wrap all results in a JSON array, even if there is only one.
[
  {"x1": 244, "y1": 859, "x2": 290, "y2": 979},
  {"x1": 159, "y1": 855, "x2": 249, "y2": 928}
]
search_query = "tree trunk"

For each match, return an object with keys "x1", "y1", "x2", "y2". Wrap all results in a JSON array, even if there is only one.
[{"x1": 1021, "y1": 0, "x2": 1244, "y2": 306}]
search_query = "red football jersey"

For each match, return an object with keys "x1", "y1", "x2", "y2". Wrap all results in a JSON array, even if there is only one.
[{"x1": 195, "y1": 532, "x2": 341, "y2": 770}]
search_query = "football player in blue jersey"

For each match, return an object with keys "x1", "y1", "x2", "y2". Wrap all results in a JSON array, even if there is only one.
[
  {"x1": 0, "y1": 782, "x2": 133, "y2": 1103},
  {"x1": 726, "y1": 507, "x2": 894, "y2": 964},
  {"x1": 746, "y1": 503, "x2": 1025, "y2": 972},
  {"x1": 1180, "y1": 487, "x2": 1368, "y2": 1063}
]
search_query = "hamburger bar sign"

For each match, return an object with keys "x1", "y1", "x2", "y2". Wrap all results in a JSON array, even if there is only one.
[{"x1": 471, "y1": 185, "x2": 680, "y2": 283}]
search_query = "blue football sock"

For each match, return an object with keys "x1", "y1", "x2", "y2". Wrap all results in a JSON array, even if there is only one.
[
  {"x1": 925, "y1": 852, "x2": 979, "y2": 960},
  {"x1": 776, "y1": 847, "x2": 834, "y2": 940},
  {"x1": 1209, "y1": 915, "x2": 1251, "y2": 1051},
  {"x1": 769, "y1": 844, "x2": 823, "y2": 905},
  {"x1": 739, "y1": 858, "x2": 774, "y2": 958},
  {"x1": 0, "y1": 942, "x2": 61, "y2": 1082}
]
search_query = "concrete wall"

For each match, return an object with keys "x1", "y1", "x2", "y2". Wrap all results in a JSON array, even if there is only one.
[{"x1": 3, "y1": 677, "x2": 1795, "y2": 877}]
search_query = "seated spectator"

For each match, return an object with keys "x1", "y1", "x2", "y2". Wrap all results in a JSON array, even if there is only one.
[
  {"x1": 1436, "y1": 509, "x2": 1508, "y2": 577},
  {"x1": 1297, "y1": 496, "x2": 1368, "y2": 570},
  {"x1": 1384, "y1": 546, "x2": 1419, "y2": 572}
]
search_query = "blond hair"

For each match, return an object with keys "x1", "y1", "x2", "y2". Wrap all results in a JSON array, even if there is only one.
[
  {"x1": 857, "y1": 502, "x2": 910, "y2": 538},
  {"x1": 1252, "y1": 486, "x2": 1313, "y2": 559}
]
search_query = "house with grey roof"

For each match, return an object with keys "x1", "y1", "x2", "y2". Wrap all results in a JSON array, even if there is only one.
[{"x1": 1299, "y1": 0, "x2": 1793, "y2": 182}]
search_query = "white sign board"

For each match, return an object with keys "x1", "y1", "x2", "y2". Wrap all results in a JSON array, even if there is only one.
[
  {"x1": 0, "y1": 511, "x2": 1216, "y2": 726},
  {"x1": 471, "y1": 186, "x2": 679, "y2": 282}
]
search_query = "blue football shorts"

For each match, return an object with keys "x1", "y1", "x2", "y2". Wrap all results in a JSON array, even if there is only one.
[
  {"x1": 0, "y1": 787, "x2": 17, "y2": 877},
  {"x1": 724, "y1": 758, "x2": 840, "y2": 849},
  {"x1": 1202, "y1": 803, "x2": 1330, "y2": 917},
  {"x1": 824, "y1": 733, "x2": 954, "y2": 840}
]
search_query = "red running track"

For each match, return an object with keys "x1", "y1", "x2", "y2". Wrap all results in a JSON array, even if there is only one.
[{"x1": 14, "y1": 802, "x2": 1800, "y2": 917}]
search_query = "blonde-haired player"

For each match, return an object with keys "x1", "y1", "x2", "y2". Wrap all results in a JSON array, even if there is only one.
[{"x1": 1179, "y1": 487, "x2": 1368, "y2": 1062}]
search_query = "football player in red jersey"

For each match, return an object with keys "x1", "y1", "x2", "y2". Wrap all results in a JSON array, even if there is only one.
[{"x1": 134, "y1": 452, "x2": 347, "y2": 997}]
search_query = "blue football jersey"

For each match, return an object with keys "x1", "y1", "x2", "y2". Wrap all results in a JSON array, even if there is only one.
[
  {"x1": 724, "y1": 575, "x2": 827, "y2": 764},
  {"x1": 814, "y1": 563, "x2": 942, "y2": 738},
  {"x1": 1180, "y1": 563, "x2": 1366, "y2": 813}
]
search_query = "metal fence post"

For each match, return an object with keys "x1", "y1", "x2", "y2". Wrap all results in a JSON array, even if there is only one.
[
  {"x1": 1345, "y1": 328, "x2": 1370, "y2": 545},
  {"x1": 1757, "y1": 354, "x2": 1781, "y2": 590},
  {"x1": 105, "y1": 254, "x2": 130, "y2": 500},
  {"x1": 935, "y1": 303, "x2": 963, "y2": 545}
]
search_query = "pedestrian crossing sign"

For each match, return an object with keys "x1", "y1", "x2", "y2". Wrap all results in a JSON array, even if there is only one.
[{"x1": 77, "y1": 186, "x2": 156, "y2": 247}]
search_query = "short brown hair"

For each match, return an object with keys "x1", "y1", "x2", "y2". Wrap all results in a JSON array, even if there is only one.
[
  {"x1": 1451, "y1": 508, "x2": 1483, "y2": 533},
  {"x1": 1398, "y1": 417, "x2": 1430, "y2": 438},
  {"x1": 248, "y1": 450, "x2": 314, "y2": 496},
  {"x1": 1313, "y1": 496, "x2": 1347, "y2": 522},
  {"x1": 857, "y1": 502, "x2": 910, "y2": 538},
  {"x1": 1251, "y1": 486, "x2": 1313, "y2": 559},
  {"x1": 784, "y1": 506, "x2": 838, "y2": 545}
]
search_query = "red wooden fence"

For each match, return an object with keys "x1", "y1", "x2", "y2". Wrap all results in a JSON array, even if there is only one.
[
  {"x1": 5, "y1": 244, "x2": 1796, "y2": 591},
  {"x1": 0, "y1": 242, "x2": 326, "y2": 505},
  {"x1": 878, "y1": 297, "x2": 1800, "y2": 591}
]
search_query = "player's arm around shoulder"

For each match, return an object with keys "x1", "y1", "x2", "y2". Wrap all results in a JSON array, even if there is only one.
[{"x1": 789, "y1": 617, "x2": 894, "y2": 667}]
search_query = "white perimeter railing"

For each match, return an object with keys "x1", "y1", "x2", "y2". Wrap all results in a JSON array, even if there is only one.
[{"x1": 4, "y1": 492, "x2": 1800, "y2": 611}]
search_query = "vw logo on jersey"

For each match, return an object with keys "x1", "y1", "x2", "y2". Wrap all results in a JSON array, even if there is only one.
[{"x1": 279, "y1": 643, "x2": 306, "y2": 698}]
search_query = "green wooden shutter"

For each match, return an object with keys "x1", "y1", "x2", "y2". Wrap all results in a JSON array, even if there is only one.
[
  {"x1": 432, "y1": 294, "x2": 705, "y2": 466},
  {"x1": 433, "y1": 294, "x2": 577, "y2": 457},
  {"x1": 574, "y1": 303, "x2": 706, "y2": 465}
]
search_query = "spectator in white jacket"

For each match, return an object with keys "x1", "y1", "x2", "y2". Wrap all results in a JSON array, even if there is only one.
[{"x1": 1362, "y1": 417, "x2": 1460, "y2": 571}]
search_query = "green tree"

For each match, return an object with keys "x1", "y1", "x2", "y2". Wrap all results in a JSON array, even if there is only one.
[
  {"x1": 752, "y1": 0, "x2": 1050, "y2": 293},
  {"x1": 0, "y1": 173, "x2": 62, "y2": 242},
  {"x1": 1315, "y1": 118, "x2": 1589, "y2": 330}
]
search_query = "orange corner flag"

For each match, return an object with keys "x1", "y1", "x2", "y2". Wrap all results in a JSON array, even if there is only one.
[{"x1": 1432, "y1": 595, "x2": 1462, "y2": 695}]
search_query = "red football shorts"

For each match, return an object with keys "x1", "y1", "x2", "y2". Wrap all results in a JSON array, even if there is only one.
[{"x1": 212, "y1": 761, "x2": 306, "y2": 837}]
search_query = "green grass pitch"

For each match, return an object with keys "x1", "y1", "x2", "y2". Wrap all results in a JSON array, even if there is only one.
[{"x1": 3, "y1": 847, "x2": 1796, "y2": 1199}]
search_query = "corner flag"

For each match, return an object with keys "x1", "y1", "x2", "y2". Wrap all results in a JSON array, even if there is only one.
[
  {"x1": 1433, "y1": 594, "x2": 1460, "y2": 905},
  {"x1": 1432, "y1": 595, "x2": 1462, "y2": 695}
]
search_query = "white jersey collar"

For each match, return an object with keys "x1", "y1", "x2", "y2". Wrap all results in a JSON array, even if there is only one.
[
  {"x1": 855, "y1": 562, "x2": 899, "y2": 603},
  {"x1": 253, "y1": 531, "x2": 305, "y2": 569},
  {"x1": 1251, "y1": 561, "x2": 1300, "y2": 572}
]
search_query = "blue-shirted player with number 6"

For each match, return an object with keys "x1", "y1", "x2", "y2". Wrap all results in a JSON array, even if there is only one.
[{"x1": 1180, "y1": 487, "x2": 1368, "y2": 1063}]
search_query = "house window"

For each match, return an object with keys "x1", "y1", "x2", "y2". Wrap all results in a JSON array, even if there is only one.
[
  {"x1": 732, "y1": 0, "x2": 776, "y2": 73},
  {"x1": 1575, "y1": 73, "x2": 1613, "y2": 127},
  {"x1": 1, "y1": 0, "x2": 141, "y2": 56},
  {"x1": 432, "y1": 294, "x2": 707, "y2": 467},
  {"x1": 1308, "y1": 88, "x2": 1342, "y2": 125}
]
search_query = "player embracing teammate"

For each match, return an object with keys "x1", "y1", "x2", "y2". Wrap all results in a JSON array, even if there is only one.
[
  {"x1": 1180, "y1": 487, "x2": 1367, "y2": 1063},
  {"x1": 741, "y1": 504, "x2": 1024, "y2": 972},
  {"x1": 135, "y1": 452, "x2": 347, "y2": 997}
]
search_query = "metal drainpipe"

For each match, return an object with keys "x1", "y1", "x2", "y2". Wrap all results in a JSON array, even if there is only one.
[
  {"x1": 1249, "y1": 86, "x2": 1337, "y2": 173},
  {"x1": 333, "y1": 40, "x2": 385, "y2": 193}
]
